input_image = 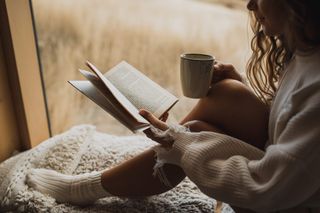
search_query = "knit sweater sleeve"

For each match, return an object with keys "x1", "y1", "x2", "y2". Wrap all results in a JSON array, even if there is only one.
[{"x1": 153, "y1": 86, "x2": 320, "y2": 212}]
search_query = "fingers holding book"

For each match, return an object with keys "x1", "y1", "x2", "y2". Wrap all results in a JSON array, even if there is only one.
[
  {"x1": 139, "y1": 109, "x2": 168, "y2": 131},
  {"x1": 159, "y1": 111, "x2": 169, "y2": 122},
  {"x1": 139, "y1": 109, "x2": 174, "y2": 148}
]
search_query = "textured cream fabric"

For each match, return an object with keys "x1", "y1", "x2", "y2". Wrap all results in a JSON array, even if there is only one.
[{"x1": 1, "y1": 125, "x2": 227, "y2": 212}]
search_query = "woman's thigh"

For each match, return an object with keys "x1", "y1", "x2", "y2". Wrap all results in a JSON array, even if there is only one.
[{"x1": 180, "y1": 79, "x2": 269, "y2": 150}]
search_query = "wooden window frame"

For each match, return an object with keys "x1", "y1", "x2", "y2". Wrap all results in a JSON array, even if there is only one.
[{"x1": 0, "y1": 0, "x2": 51, "y2": 150}]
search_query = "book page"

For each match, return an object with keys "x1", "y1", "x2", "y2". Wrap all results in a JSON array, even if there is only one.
[
  {"x1": 68, "y1": 80, "x2": 149, "y2": 132},
  {"x1": 105, "y1": 61, "x2": 178, "y2": 118},
  {"x1": 85, "y1": 61, "x2": 147, "y2": 123}
]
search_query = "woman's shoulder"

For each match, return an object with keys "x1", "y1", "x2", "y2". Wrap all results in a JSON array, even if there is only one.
[
  {"x1": 294, "y1": 49, "x2": 320, "y2": 93},
  {"x1": 290, "y1": 80, "x2": 320, "y2": 116}
]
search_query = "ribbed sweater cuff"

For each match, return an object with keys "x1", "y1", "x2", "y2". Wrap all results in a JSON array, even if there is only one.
[{"x1": 151, "y1": 124, "x2": 196, "y2": 166}]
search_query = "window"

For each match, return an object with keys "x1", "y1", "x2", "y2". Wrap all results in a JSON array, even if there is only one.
[
  {"x1": 0, "y1": 0, "x2": 50, "y2": 158},
  {"x1": 31, "y1": 0, "x2": 249, "y2": 136}
]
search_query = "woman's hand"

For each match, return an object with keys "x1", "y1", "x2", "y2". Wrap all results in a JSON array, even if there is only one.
[
  {"x1": 211, "y1": 62, "x2": 243, "y2": 84},
  {"x1": 139, "y1": 109, "x2": 173, "y2": 147}
]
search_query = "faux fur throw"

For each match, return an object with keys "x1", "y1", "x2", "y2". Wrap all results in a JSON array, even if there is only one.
[{"x1": 0, "y1": 125, "x2": 233, "y2": 212}]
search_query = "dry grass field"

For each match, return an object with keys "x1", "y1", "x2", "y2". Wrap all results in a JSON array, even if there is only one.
[{"x1": 32, "y1": 0, "x2": 250, "y2": 136}]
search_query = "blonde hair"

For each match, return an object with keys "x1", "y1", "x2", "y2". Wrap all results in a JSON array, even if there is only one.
[{"x1": 246, "y1": 0, "x2": 320, "y2": 105}]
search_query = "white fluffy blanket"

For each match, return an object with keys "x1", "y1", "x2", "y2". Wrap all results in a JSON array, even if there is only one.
[{"x1": 0, "y1": 125, "x2": 233, "y2": 212}]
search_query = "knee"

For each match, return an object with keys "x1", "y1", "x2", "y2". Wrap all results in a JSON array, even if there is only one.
[{"x1": 206, "y1": 79, "x2": 249, "y2": 100}]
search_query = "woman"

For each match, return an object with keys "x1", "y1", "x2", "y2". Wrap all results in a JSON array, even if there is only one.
[{"x1": 27, "y1": 0, "x2": 320, "y2": 212}]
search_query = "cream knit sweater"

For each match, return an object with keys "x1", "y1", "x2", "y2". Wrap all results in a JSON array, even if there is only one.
[{"x1": 153, "y1": 50, "x2": 320, "y2": 212}]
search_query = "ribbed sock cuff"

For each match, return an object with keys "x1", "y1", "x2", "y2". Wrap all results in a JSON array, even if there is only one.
[{"x1": 88, "y1": 171, "x2": 111, "y2": 198}]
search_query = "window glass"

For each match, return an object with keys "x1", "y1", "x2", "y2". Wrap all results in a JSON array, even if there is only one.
[{"x1": 32, "y1": 0, "x2": 248, "y2": 135}]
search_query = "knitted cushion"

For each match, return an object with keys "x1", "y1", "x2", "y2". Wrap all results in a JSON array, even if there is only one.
[{"x1": 0, "y1": 125, "x2": 233, "y2": 212}]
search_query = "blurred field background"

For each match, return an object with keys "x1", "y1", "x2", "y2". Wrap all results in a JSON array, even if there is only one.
[{"x1": 32, "y1": 0, "x2": 249, "y2": 136}]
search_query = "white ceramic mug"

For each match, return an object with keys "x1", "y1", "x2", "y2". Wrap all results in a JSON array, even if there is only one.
[{"x1": 180, "y1": 53, "x2": 215, "y2": 98}]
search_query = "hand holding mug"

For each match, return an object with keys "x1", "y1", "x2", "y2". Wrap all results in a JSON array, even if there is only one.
[{"x1": 211, "y1": 62, "x2": 242, "y2": 84}]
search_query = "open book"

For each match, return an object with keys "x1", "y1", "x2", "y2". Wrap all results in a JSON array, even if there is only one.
[{"x1": 68, "y1": 61, "x2": 178, "y2": 132}]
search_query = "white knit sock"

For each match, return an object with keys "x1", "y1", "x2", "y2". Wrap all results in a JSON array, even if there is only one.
[{"x1": 26, "y1": 168, "x2": 111, "y2": 205}]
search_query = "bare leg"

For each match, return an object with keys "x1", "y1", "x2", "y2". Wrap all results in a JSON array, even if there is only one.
[
  {"x1": 101, "y1": 79, "x2": 269, "y2": 199},
  {"x1": 101, "y1": 149, "x2": 185, "y2": 196},
  {"x1": 181, "y1": 79, "x2": 269, "y2": 149}
]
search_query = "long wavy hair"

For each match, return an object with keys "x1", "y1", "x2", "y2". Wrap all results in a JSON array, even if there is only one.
[{"x1": 246, "y1": 0, "x2": 320, "y2": 105}]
